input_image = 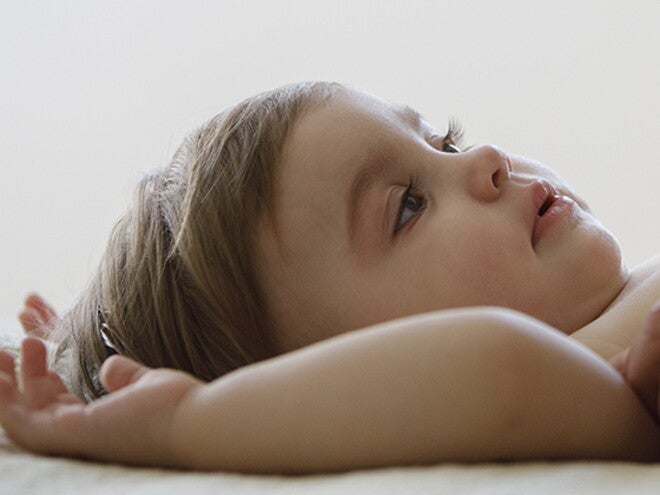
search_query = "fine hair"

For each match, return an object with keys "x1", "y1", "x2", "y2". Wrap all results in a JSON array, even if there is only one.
[{"x1": 50, "y1": 81, "x2": 340, "y2": 401}]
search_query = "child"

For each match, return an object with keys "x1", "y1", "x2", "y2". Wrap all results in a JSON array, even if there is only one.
[{"x1": 1, "y1": 81, "x2": 658, "y2": 473}]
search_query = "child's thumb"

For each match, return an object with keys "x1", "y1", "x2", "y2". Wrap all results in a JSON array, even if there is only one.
[{"x1": 100, "y1": 355, "x2": 151, "y2": 393}]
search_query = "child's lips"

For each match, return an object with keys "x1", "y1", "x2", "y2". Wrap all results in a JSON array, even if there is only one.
[
  {"x1": 528, "y1": 179, "x2": 562, "y2": 247},
  {"x1": 532, "y1": 194, "x2": 574, "y2": 247},
  {"x1": 530, "y1": 180, "x2": 556, "y2": 218}
]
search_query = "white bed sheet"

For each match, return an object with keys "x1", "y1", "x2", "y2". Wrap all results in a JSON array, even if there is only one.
[{"x1": 1, "y1": 316, "x2": 659, "y2": 495}]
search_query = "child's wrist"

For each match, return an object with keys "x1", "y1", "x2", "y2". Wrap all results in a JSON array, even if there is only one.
[{"x1": 167, "y1": 381, "x2": 209, "y2": 469}]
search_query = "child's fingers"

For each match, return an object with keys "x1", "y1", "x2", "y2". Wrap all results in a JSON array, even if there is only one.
[
  {"x1": 20, "y1": 338, "x2": 60, "y2": 408},
  {"x1": 0, "y1": 372, "x2": 18, "y2": 403},
  {"x1": 100, "y1": 355, "x2": 151, "y2": 392},
  {"x1": 0, "y1": 351, "x2": 16, "y2": 387},
  {"x1": 18, "y1": 308, "x2": 43, "y2": 335},
  {"x1": 0, "y1": 398, "x2": 87, "y2": 458},
  {"x1": 19, "y1": 294, "x2": 59, "y2": 338},
  {"x1": 0, "y1": 339, "x2": 85, "y2": 457},
  {"x1": 0, "y1": 354, "x2": 20, "y2": 416},
  {"x1": 20, "y1": 338, "x2": 48, "y2": 379},
  {"x1": 24, "y1": 293, "x2": 57, "y2": 321}
]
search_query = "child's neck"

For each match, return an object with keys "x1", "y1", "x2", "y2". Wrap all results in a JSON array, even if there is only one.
[{"x1": 571, "y1": 254, "x2": 660, "y2": 359}]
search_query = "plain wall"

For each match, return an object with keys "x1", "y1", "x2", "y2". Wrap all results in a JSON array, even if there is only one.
[{"x1": 1, "y1": 0, "x2": 658, "y2": 315}]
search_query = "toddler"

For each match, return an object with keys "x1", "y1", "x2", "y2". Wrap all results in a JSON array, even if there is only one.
[{"x1": 1, "y1": 81, "x2": 659, "y2": 473}]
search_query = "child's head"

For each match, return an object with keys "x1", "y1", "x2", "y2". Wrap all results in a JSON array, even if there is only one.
[
  {"x1": 254, "y1": 87, "x2": 628, "y2": 353},
  {"x1": 55, "y1": 82, "x2": 627, "y2": 400}
]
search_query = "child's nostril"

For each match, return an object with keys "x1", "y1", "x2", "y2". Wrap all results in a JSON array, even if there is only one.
[{"x1": 492, "y1": 169, "x2": 501, "y2": 188}]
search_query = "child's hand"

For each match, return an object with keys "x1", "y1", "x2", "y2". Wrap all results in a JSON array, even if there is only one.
[
  {"x1": 610, "y1": 304, "x2": 660, "y2": 421},
  {"x1": 18, "y1": 293, "x2": 59, "y2": 340},
  {"x1": 0, "y1": 338, "x2": 203, "y2": 466}
]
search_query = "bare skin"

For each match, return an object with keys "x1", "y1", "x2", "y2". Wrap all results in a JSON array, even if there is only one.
[
  {"x1": 17, "y1": 278, "x2": 660, "y2": 415},
  {"x1": 613, "y1": 303, "x2": 660, "y2": 416},
  {"x1": 0, "y1": 305, "x2": 659, "y2": 473}
]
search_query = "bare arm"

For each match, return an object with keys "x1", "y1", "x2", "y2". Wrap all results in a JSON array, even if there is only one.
[
  {"x1": 1, "y1": 307, "x2": 658, "y2": 473},
  {"x1": 171, "y1": 307, "x2": 658, "y2": 472}
]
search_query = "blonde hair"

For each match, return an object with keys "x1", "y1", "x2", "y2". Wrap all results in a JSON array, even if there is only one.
[{"x1": 52, "y1": 81, "x2": 340, "y2": 401}]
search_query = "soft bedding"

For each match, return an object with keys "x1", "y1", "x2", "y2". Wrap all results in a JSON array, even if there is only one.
[{"x1": 1, "y1": 316, "x2": 659, "y2": 495}]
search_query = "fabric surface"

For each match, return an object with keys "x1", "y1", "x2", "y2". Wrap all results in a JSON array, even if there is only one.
[{"x1": 1, "y1": 316, "x2": 659, "y2": 495}]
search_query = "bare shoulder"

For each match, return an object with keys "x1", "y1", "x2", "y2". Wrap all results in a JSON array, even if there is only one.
[
  {"x1": 618, "y1": 253, "x2": 660, "y2": 314},
  {"x1": 626, "y1": 253, "x2": 660, "y2": 279},
  {"x1": 571, "y1": 253, "x2": 660, "y2": 359}
]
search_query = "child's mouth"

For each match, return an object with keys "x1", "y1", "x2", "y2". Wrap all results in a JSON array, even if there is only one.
[
  {"x1": 538, "y1": 194, "x2": 557, "y2": 217},
  {"x1": 532, "y1": 193, "x2": 574, "y2": 247}
]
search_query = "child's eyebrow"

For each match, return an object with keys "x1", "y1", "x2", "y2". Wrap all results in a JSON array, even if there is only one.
[
  {"x1": 347, "y1": 145, "x2": 395, "y2": 244},
  {"x1": 393, "y1": 104, "x2": 425, "y2": 133},
  {"x1": 346, "y1": 105, "x2": 425, "y2": 245}
]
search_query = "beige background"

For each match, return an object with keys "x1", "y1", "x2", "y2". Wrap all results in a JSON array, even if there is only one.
[{"x1": 1, "y1": 0, "x2": 658, "y2": 315}]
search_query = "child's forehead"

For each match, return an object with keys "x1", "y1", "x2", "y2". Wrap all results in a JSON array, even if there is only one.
[
  {"x1": 265, "y1": 93, "x2": 400, "y2": 252},
  {"x1": 287, "y1": 91, "x2": 430, "y2": 165},
  {"x1": 311, "y1": 88, "x2": 419, "y2": 130},
  {"x1": 283, "y1": 93, "x2": 415, "y2": 178}
]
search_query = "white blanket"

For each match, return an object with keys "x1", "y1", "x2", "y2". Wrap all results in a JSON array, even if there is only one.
[{"x1": 1, "y1": 316, "x2": 659, "y2": 495}]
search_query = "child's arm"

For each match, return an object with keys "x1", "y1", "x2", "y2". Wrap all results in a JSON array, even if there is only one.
[{"x1": 0, "y1": 307, "x2": 658, "y2": 473}]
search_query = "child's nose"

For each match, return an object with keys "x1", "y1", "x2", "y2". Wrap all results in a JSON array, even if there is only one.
[{"x1": 462, "y1": 144, "x2": 511, "y2": 202}]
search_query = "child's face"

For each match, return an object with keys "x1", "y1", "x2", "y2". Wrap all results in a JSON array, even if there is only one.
[{"x1": 256, "y1": 88, "x2": 627, "y2": 353}]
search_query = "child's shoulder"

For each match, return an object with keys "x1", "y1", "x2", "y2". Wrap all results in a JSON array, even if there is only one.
[
  {"x1": 571, "y1": 253, "x2": 660, "y2": 359},
  {"x1": 631, "y1": 252, "x2": 660, "y2": 278},
  {"x1": 622, "y1": 253, "x2": 660, "y2": 312}
]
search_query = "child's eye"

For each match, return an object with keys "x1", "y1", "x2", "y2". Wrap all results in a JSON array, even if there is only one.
[
  {"x1": 394, "y1": 180, "x2": 426, "y2": 234},
  {"x1": 443, "y1": 142, "x2": 461, "y2": 153},
  {"x1": 434, "y1": 118, "x2": 466, "y2": 153}
]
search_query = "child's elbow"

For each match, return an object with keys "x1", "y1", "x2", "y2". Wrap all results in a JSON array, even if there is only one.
[{"x1": 477, "y1": 311, "x2": 660, "y2": 461}]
